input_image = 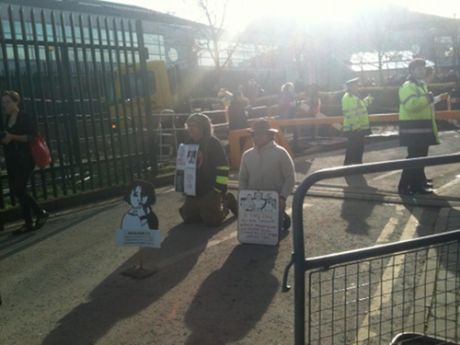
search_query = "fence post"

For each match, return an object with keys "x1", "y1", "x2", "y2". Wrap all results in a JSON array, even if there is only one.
[{"x1": 136, "y1": 20, "x2": 157, "y2": 178}]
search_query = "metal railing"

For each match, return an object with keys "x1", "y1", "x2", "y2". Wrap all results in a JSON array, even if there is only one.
[
  {"x1": 283, "y1": 153, "x2": 460, "y2": 345},
  {"x1": 0, "y1": 4, "x2": 156, "y2": 209}
]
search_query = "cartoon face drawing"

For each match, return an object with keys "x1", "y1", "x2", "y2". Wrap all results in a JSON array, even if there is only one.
[
  {"x1": 254, "y1": 192, "x2": 263, "y2": 200},
  {"x1": 121, "y1": 180, "x2": 159, "y2": 230},
  {"x1": 252, "y1": 191, "x2": 267, "y2": 210},
  {"x1": 241, "y1": 197, "x2": 255, "y2": 211},
  {"x1": 264, "y1": 195, "x2": 276, "y2": 211},
  {"x1": 123, "y1": 180, "x2": 156, "y2": 207},
  {"x1": 129, "y1": 185, "x2": 147, "y2": 208}
]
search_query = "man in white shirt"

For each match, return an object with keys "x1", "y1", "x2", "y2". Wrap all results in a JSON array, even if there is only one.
[{"x1": 239, "y1": 119, "x2": 296, "y2": 232}]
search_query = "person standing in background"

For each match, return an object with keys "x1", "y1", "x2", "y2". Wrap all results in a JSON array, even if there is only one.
[
  {"x1": 1, "y1": 90, "x2": 48, "y2": 234},
  {"x1": 425, "y1": 65, "x2": 436, "y2": 84},
  {"x1": 398, "y1": 58, "x2": 448, "y2": 195},
  {"x1": 228, "y1": 91, "x2": 250, "y2": 130},
  {"x1": 278, "y1": 82, "x2": 298, "y2": 118},
  {"x1": 341, "y1": 78, "x2": 373, "y2": 165}
]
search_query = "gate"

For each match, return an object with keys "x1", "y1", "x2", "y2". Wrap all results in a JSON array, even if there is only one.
[
  {"x1": 0, "y1": 3, "x2": 155, "y2": 209},
  {"x1": 283, "y1": 153, "x2": 460, "y2": 345}
]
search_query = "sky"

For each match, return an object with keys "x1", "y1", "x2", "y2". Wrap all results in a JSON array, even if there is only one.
[{"x1": 107, "y1": 0, "x2": 460, "y2": 32}]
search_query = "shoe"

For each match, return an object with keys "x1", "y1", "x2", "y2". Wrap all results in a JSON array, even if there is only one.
[
  {"x1": 414, "y1": 187, "x2": 434, "y2": 195},
  {"x1": 35, "y1": 211, "x2": 49, "y2": 230},
  {"x1": 12, "y1": 224, "x2": 36, "y2": 236},
  {"x1": 223, "y1": 193, "x2": 238, "y2": 217},
  {"x1": 282, "y1": 213, "x2": 291, "y2": 231},
  {"x1": 423, "y1": 180, "x2": 433, "y2": 188}
]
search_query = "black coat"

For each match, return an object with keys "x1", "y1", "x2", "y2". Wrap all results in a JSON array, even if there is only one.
[{"x1": 3, "y1": 112, "x2": 37, "y2": 173}]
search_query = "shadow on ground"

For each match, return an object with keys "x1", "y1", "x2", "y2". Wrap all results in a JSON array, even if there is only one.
[
  {"x1": 42, "y1": 218, "x2": 234, "y2": 345},
  {"x1": 0, "y1": 203, "x2": 117, "y2": 261},
  {"x1": 184, "y1": 244, "x2": 279, "y2": 345},
  {"x1": 404, "y1": 194, "x2": 460, "y2": 276},
  {"x1": 341, "y1": 174, "x2": 384, "y2": 234}
]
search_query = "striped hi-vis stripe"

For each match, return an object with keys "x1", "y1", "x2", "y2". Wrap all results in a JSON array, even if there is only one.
[{"x1": 216, "y1": 175, "x2": 228, "y2": 184}]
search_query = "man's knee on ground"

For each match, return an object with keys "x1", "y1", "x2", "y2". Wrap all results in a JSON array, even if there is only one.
[
  {"x1": 179, "y1": 205, "x2": 201, "y2": 224},
  {"x1": 201, "y1": 211, "x2": 226, "y2": 227}
]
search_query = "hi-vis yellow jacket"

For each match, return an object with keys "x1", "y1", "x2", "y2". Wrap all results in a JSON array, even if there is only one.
[
  {"x1": 342, "y1": 92, "x2": 370, "y2": 132},
  {"x1": 399, "y1": 80, "x2": 439, "y2": 146}
]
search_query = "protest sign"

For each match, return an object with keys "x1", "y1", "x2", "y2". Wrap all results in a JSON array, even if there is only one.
[
  {"x1": 117, "y1": 180, "x2": 160, "y2": 278},
  {"x1": 116, "y1": 228, "x2": 161, "y2": 248},
  {"x1": 238, "y1": 190, "x2": 279, "y2": 246},
  {"x1": 175, "y1": 143, "x2": 198, "y2": 196}
]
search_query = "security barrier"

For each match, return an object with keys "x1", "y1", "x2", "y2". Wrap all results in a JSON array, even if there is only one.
[
  {"x1": 0, "y1": 4, "x2": 157, "y2": 208},
  {"x1": 228, "y1": 122, "x2": 293, "y2": 169},
  {"x1": 283, "y1": 153, "x2": 460, "y2": 345},
  {"x1": 228, "y1": 110, "x2": 460, "y2": 169}
]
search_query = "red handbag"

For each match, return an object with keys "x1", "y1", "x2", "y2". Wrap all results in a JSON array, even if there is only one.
[{"x1": 30, "y1": 133, "x2": 51, "y2": 168}]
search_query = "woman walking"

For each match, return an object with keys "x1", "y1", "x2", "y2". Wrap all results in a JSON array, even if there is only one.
[{"x1": 1, "y1": 90, "x2": 48, "y2": 234}]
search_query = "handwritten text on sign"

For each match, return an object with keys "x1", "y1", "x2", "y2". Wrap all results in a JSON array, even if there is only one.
[{"x1": 238, "y1": 190, "x2": 279, "y2": 246}]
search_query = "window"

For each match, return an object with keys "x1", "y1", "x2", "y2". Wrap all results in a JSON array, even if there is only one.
[
  {"x1": 195, "y1": 39, "x2": 274, "y2": 67},
  {"x1": 144, "y1": 33, "x2": 165, "y2": 61},
  {"x1": 349, "y1": 50, "x2": 424, "y2": 71}
]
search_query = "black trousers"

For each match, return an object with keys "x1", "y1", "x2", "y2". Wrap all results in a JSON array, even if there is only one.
[
  {"x1": 8, "y1": 166, "x2": 43, "y2": 226},
  {"x1": 398, "y1": 145, "x2": 429, "y2": 191},
  {"x1": 344, "y1": 132, "x2": 365, "y2": 165}
]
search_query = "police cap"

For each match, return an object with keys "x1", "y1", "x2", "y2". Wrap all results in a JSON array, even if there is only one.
[
  {"x1": 345, "y1": 77, "x2": 360, "y2": 86},
  {"x1": 408, "y1": 58, "x2": 426, "y2": 72}
]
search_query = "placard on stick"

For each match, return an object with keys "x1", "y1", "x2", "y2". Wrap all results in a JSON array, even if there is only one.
[{"x1": 238, "y1": 190, "x2": 279, "y2": 246}]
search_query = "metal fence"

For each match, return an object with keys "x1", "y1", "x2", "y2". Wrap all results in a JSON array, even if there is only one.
[
  {"x1": 305, "y1": 233, "x2": 460, "y2": 345},
  {"x1": 283, "y1": 153, "x2": 460, "y2": 345},
  {"x1": 0, "y1": 4, "x2": 156, "y2": 209}
]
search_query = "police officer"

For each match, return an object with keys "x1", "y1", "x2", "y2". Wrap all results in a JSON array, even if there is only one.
[
  {"x1": 342, "y1": 78, "x2": 373, "y2": 165},
  {"x1": 398, "y1": 58, "x2": 448, "y2": 195}
]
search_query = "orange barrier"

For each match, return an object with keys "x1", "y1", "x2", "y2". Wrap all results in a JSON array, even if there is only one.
[
  {"x1": 447, "y1": 96, "x2": 460, "y2": 111},
  {"x1": 228, "y1": 124, "x2": 292, "y2": 170},
  {"x1": 228, "y1": 110, "x2": 460, "y2": 170}
]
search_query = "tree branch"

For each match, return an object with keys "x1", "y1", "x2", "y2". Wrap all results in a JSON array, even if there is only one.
[
  {"x1": 197, "y1": 0, "x2": 234, "y2": 70},
  {"x1": 218, "y1": 0, "x2": 228, "y2": 31},
  {"x1": 221, "y1": 37, "x2": 241, "y2": 69}
]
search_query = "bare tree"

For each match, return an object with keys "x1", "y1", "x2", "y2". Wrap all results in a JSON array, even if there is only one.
[{"x1": 195, "y1": 0, "x2": 241, "y2": 71}]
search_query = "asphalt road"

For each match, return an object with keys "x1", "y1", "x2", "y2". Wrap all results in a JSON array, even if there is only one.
[{"x1": 1, "y1": 131, "x2": 460, "y2": 345}]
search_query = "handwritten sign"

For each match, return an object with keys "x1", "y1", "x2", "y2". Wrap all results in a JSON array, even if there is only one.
[
  {"x1": 116, "y1": 228, "x2": 161, "y2": 248},
  {"x1": 238, "y1": 190, "x2": 279, "y2": 246}
]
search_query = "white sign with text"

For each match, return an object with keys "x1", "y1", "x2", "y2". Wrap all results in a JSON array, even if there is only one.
[
  {"x1": 116, "y1": 228, "x2": 161, "y2": 248},
  {"x1": 175, "y1": 143, "x2": 198, "y2": 196},
  {"x1": 238, "y1": 190, "x2": 279, "y2": 246}
]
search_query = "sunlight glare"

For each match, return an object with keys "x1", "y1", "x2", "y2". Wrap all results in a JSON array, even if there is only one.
[{"x1": 226, "y1": 0, "x2": 386, "y2": 33}]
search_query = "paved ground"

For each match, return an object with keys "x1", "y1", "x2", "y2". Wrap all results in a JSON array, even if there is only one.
[{"x1": 1, "y1": 132, "x2": 460, "y2": 345}]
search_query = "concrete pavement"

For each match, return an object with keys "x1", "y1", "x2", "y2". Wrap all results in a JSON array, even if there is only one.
[{"x1": 2, "y1": 136, "x2": 460, "y2": 345}]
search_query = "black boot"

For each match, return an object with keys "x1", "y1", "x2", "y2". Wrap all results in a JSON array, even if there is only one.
[{"x1": 35, "y1": 211, "x2": 49, "y2": 230}]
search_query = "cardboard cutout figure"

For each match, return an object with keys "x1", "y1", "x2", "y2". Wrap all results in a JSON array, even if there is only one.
[
  {"x1": 122, "y1": 183, "x2": 158, "y2": 230},
  {"x1": 116, "y1": 180, "x2": 161, "y2": 249}
]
